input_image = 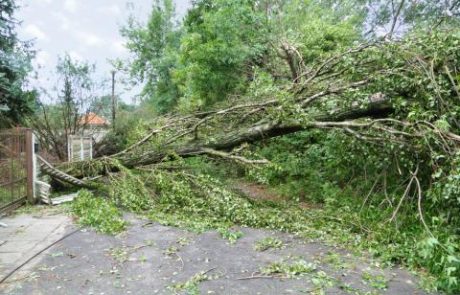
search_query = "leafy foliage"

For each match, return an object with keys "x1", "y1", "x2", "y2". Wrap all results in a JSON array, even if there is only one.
[
  {"x1": 247, "y1": 127, "x2": 460, "y2": 292},
  {"x1": 62, "y1": 0, "x2": 460, "y2": 293},
  {"x1": 254, "y1": 236, "x2": 284, "y2": 251},
  {"x1": 122, "y1": 0, "x2": 362, "y2": 112},
  {"x1": 0, "y1": 0, "x2": 36, "y2": 126},
  {"x1": 170, "y1": 270, "x2": 209, "y2": 295},
  {"x1": 121, "y1": 0, "x2": 181, "y2": 113},
  {"x1": 362, "y1": 271, "x2": 388, "y2": 290},
  {"x1": 71, "y1": 190, "x2": 126, "y2": 234},
  {"x1": 107, "y1": 168, "x2": 153, "y2": 212},
  {"x1": 173, "y1": 0, "x2": 271, "y2": 110},
  {"x1": 217, "y1": 228, "x2": 243, "y2": 244},
  {"x1": 260, "y1": 259, "x2": 317, "y2": 278}
]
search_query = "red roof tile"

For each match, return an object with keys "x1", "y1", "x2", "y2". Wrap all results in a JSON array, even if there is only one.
[{"x1": 79, "y1": 112, "x2": 109, "y2": 126}]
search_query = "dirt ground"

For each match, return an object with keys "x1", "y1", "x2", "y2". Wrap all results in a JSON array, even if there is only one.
[{"x1": 1, "y1": 212, "x2": 434, "y2": 295}]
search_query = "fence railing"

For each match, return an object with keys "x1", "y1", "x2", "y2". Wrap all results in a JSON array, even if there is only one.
[{"x1": 0, "y1": 128, "x2": 35, "y2": 215}]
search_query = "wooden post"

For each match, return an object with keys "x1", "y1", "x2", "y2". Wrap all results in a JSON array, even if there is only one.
[{"x1": 25, "y1": 129, "x2": 35, "y2": 204}]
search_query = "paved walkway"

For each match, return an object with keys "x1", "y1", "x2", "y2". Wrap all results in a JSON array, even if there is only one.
[{"x1": 0, "y1": 208, "x2": 71, "y2": 293}]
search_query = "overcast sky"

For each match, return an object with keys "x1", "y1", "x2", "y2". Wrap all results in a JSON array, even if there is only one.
[{"x1": 16, "y1": 0, "x2": 191, "y2": 103}]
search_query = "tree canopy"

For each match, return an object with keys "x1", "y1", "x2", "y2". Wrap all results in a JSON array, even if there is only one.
[
  {"x1": 0, "y1": 0, "x2": 36, "y2": 126},
  {"x1": 122, "y1": 0, "x2": 460, "y2": 114}
]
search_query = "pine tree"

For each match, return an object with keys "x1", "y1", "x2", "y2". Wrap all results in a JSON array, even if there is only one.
[{"x1": 0, "y1": 0, "x2": 36, "y2": 126}]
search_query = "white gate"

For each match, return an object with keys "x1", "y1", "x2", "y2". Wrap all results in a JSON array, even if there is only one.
[{"x1": 68, "y1": 135, "x2": 93, "y2": 162}]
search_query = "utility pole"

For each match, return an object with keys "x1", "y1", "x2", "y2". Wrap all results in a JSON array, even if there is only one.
[{"x1": 111, "y1": 70, "x2": 117, "y2": 130}]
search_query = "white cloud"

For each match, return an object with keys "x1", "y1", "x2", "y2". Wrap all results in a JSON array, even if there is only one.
[
  {"x1": 68, "y1": 50, "x2": 83, "y2": 61},
  {"x1": 112, "y1": 40, "x2": 127, "y2": 54},
  {"x1": 34, "y1": 0, "x2": 53, "y2": 4},
  {"x1": 34, "y1": 51, "x2": 52, "y2": 67},
  {"x1": 23, "y1": 24, "x2": 48, "y2": 41},
  {"x1": 103, "y1": 4, "x2": 122, "y2": 16},
  {"x1": 64, "y1": 0, "x2": 78, "y2": 13},
  {"x1": 16, "y1": 0, "x2": 173, "y2": 104},
  {"x1": 53, "y1": 12, "x2": 72, "y2": 31},
  {"x1": 77, "y1": 32, "x2": 105, "y2": 47}
]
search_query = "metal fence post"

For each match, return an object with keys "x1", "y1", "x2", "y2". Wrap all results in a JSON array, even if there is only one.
[{"x1": 25, "y1": 129, "x2": 35, "y2": 204}]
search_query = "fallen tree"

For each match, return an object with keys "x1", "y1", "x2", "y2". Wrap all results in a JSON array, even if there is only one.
[
  {"x1": 31, "y1": 21, "x2": 460, "y2": 294},
  {"x1": 41, "y1": 35, "x2": 460, "y2": 186}
]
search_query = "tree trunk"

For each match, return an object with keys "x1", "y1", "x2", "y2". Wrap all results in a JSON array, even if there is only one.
[{"x1": 55, "y1": 100, "x2": 392, "y2": 182}]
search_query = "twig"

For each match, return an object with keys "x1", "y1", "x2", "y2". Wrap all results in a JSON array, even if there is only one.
[
  {"x1": 414, "y1": 174, "x2": 452, "y2": 254},
  {"x1": 202, "y1": 267, "x2": 217, "y2": 275},
  {"x1": 301, "y1": 79, "x2": 369, "y2": 107},
  {"x1": 141, "y1": 222, "x2": 154, "y2": 227},
  {"x1": 201, "y1": 148, "x2": 269, "y2": 165},
  {"x1": 111, "y1": 124, "x2": 172, "y2": 158},
  {"x1": 129, "y1": 244, "x2": 150, "y2": 253},
  {"x1": 294, "y1": 42, "x2": 374, "y2": 85},
  {"x1": 444, "y1": 65, "x2": 460, "y2": 100},
  {"x1": 176, "y1": 253, "x2": 185, "y2": 270},
  {"x1": 380, "y1": 171, "x2": 393, "y2": 208},
  {"x1": 236, "y1": 274, "x2": 277, "y2": 280},
  {"x1": 388, "y1": 165, "x2": 419, "y2": 223},
  {"x1": 360, "y1": 173, "x2": 382, "y2": 212},
  {"x1": 387, "y1": 0, "x2": 406, "y2": 39}
]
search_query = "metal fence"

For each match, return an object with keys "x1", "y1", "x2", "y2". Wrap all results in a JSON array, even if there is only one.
[{"x1": 0, "y1": 128, "x2": 34, "y2": 215}]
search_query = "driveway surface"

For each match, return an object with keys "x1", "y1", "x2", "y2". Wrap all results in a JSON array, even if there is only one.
[{"x1": 0, "y1": 211, "x2": 433, "y2": 295}]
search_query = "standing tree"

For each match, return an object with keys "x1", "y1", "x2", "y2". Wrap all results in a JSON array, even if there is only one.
[
  {"x1": 0, "y1": 0, "x2": 36, "y2": 127},
  {"x1": 31, "y1": 55, "x2": 98, "y2": 160},
  {"x1": 121, "y1": 0, "x2": 181, "y2": 113}
]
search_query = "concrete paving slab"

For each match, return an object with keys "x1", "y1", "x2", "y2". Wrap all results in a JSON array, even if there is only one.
[
  {"x1": 0, "y1": 209, "x2": 72, "y2": 294},
  {"x1": 0, "y1": 240, "x2": 38, "y2": 253}
]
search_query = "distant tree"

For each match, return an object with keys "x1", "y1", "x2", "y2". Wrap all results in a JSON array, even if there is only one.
[
  {"x1": 0, "y1": 0, "x2": 36, "y2": 126},
  {"x1": 90, "y1": 94, "x2": 135, "y2": 121},
  {"x1": 339, "y1": 0, "x2": 460, "y2": 37},
  {"x1": 122, "y1": 0, "x2": 360, "y2": 112},
  {"x1": 31, "y1": 54, "x2": 98, "y2": 160},
  {"x1": 121, "y1": 0, "x2": 181, "y2": 113}
]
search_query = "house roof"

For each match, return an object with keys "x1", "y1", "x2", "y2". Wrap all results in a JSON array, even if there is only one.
[{"x1": 79, "y1": 112, "x2": 109, "y2": 126}]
